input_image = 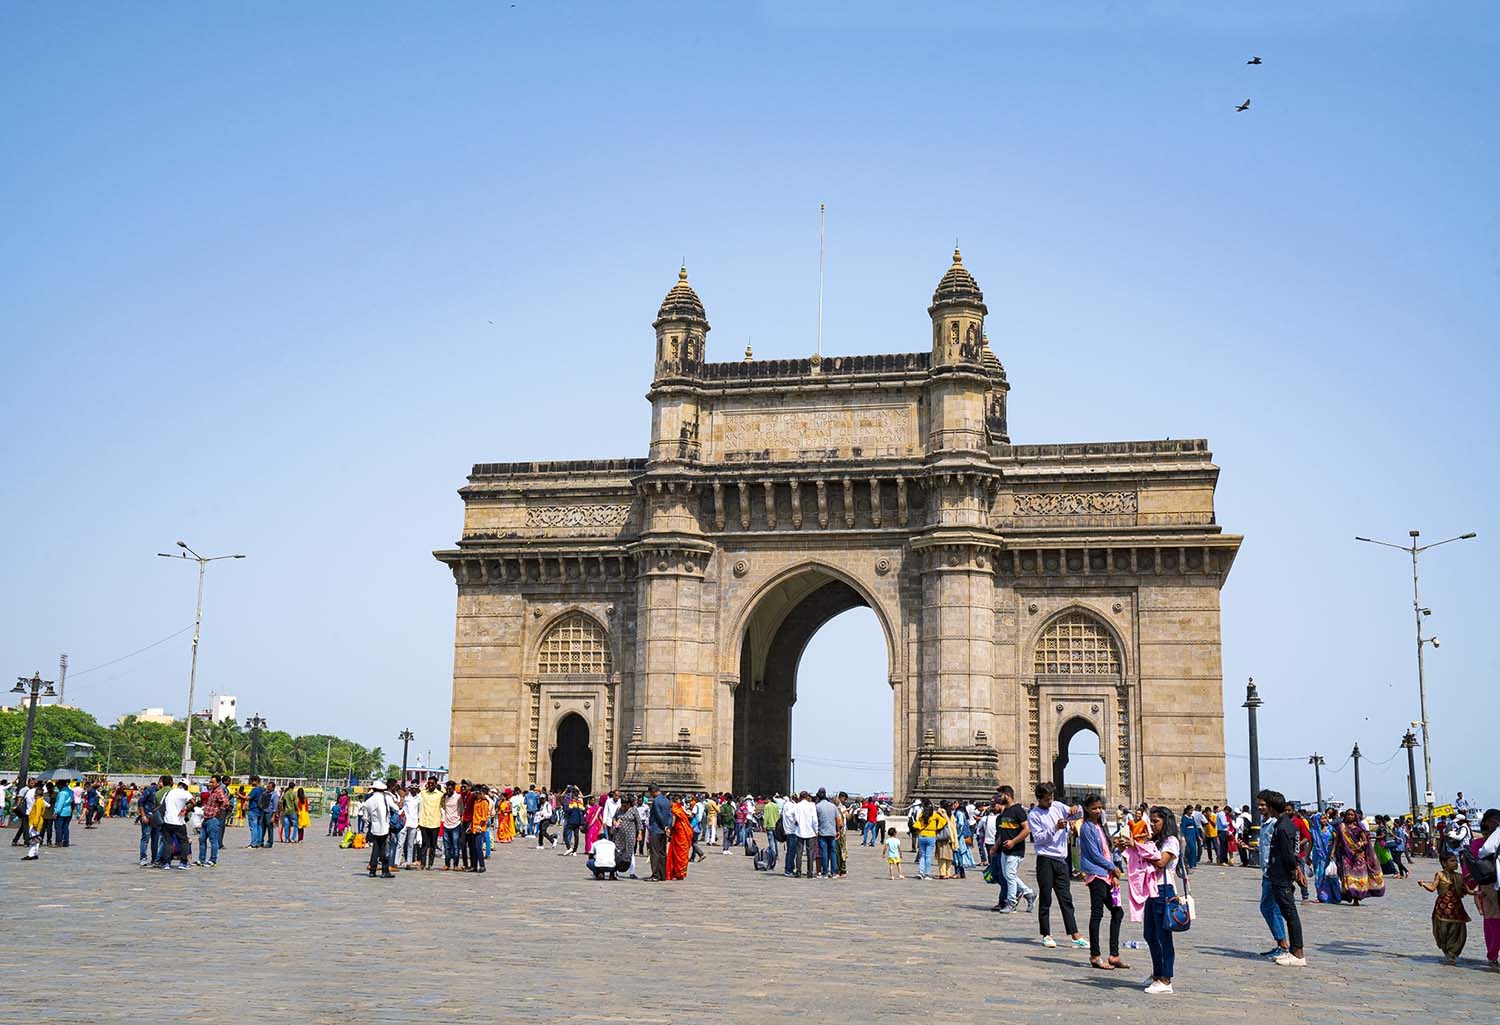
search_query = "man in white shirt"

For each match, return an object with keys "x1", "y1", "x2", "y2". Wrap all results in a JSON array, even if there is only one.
[
  {"x1": 362, "y1": 781, "x2": 397, "y2": 878},
  {"x1": 397, "y1": 785, "x2": 423, "y2": 870},
  {"x1": 587, "y1": 833, "x2": 620, "y2": 879},
  {"x1": 786, "y1": 792, "x2": 818, "y2": 878},
  {"x1": 156, "y1": 779, "x2": 195, "y2": 870}
]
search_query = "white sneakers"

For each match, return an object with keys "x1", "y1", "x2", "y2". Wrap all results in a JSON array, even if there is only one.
[
  {"x1": 1145, "y1": 980, "x2": 1174, "y2": 995},
  {"x1": 1274, "y1": 953, "x2": 1307, "y2": 967},
  {"x1": 1042, "y1": 936, "x2": 1058, "y2": 948}
]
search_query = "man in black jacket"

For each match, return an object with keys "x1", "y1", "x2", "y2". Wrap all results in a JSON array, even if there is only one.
[{"x1": 1259, "y1": 789, "x2": 1307, "y2": 967}]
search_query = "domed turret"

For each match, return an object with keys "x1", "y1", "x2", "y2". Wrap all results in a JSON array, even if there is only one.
[
  {"x1": 654, "y1": 265, "x2": 708, "y2": 328},
  {"x1": 652, "y1": 265, "x2": 710, "y2": 382},
  {"x1": 928, "y1": 248, "x2": 986, "y2": 368}
]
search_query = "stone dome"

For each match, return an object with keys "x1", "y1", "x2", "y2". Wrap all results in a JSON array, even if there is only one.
[
  {"x1": 929, "y1": 247, "x2": 987, "y2": 311},
  {"x1": 654, "y1": 265, "x2": 708, "y2": 326},
  {"x1": 980, "y1": 336, "x2": 1006, "y2": 377}
]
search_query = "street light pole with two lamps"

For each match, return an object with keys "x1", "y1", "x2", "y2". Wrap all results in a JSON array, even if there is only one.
[
  {"x1": 1354, "y1": 529, "x2": 1477, "y2": 830},
  {"x1": 158, "y1": 541, "x2": 245, "y2": 779},
  {"x1": 11, "y1": 672, "x2": 57, "y2": 788}
]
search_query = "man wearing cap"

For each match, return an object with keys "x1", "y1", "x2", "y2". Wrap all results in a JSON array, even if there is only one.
[
  {"x1": 647, "y1": 783, "x2": 672, "y2": 881},
  {"x1": 362, "y1": 781, "x2": 397, "y2": 878}
]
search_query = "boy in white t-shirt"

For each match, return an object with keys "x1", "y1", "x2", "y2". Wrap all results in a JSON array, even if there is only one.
[{"x1": 587, "y1": 835, "x2": 619, "y2": 880}]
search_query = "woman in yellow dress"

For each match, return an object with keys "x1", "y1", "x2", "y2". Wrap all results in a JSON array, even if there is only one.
[
  {"x1": 494, "y1": 787, "x2": 516, "y2": 843},
  {"x1": 295, "y1": 787, "x2": 311, "y2": 841}
]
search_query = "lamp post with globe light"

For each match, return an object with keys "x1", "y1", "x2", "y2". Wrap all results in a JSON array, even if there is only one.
[{"x1": 11, "y1": 672, "x2": 57, "y2": 788}]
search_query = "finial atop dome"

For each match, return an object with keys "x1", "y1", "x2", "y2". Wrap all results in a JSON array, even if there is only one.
[
  {"x1": 929, "y1": 245, "x2": 986, "y2": 312},
  {"x1": 654, "y1": 262, "x2": 708, "y2": 327}
]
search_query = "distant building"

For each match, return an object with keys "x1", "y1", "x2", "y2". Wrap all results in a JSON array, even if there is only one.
[
  {"x1": 210, "y1": 694, "x2": 238, "y2": 724},
  {"x1": 120, "y1": 707, "x2": 177, "y2": 725}
]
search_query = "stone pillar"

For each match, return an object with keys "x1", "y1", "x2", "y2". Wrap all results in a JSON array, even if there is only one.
[
  {"x1": 447, "y1": 586, "x2": 527, "y2": 785},
  {"x1": 912, "y1": 539, "x2": 1000, "y2": 800}
]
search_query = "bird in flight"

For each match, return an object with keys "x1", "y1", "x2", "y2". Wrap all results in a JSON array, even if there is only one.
[
  {"x1": 1247, "y1": 56, "x2": 1262, "y2": 65},
  {"x1": 1235, "y1": 98, "x2": 1251, "y2": 112}
]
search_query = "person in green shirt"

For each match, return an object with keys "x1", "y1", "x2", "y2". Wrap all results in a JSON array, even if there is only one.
[{"x1": 761, "y1": 796, "x2": 781, "y2": 863}]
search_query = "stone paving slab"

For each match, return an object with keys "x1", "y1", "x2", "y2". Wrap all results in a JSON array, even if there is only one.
[{"x1": 3, "y1": 823, "x2": 1495, "y2": 1024}]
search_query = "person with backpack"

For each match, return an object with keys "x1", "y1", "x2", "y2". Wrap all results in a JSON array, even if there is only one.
[
  {"x1": 362, "y1": 781, "x2": 398, "y2": 878},
  {"x1": 137, "y1": 777, "x2": 165, "y2": 865},
  {"x1": 1464, "y1": 807, "x2": 1500, "y2": 970}
]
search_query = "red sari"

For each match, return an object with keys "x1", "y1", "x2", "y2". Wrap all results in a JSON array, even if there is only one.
[{"x1": 666, "y1": 801, "x2": 693, "y2": 880}]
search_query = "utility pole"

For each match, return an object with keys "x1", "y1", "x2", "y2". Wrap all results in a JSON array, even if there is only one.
[
  {"x1": 248, "y1": 714, "x2": 267, "y2": 777},
  {"x1": 158, "y1": 541, "x2": 246, "y2": 779},
  {"x1": 57, "y1": 653, "x2": 68, "y2": 706},
  {"x1": 399, "y1": 729, "x2": 415, "y2": 782},
  {"x1": 1401, "y1": 731, "x2": 1420, "y2": 828},
  {"x1": 1355, "y1": 529, "x2": 1477, "y2": 832},
  {"x1": 12, "y1": 672, "x2": 57, "y2": 787},
  {"x1": 1308, "y1": 753, "x2": 1326, "y2": 813},
  {"x1": 324, "y1": 738, "x2": 333, "y2": 789},
  {"x1": 1351, "y1": 743, "x2": 1363, "y2": 815},
  {"x1": 1243, "y1": 677, "x2": 1263, "y2": 823}
]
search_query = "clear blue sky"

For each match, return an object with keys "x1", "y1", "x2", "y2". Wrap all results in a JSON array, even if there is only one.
[{"x1": 3, "y1": 3, "x2": 1495, "y2": 811}]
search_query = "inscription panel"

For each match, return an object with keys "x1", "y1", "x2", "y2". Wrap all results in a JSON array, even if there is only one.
[{"x1": 708, "y1": 400, "x2": 917, "y2": 461}]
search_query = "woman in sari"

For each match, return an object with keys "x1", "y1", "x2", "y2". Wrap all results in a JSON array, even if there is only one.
[
  {"x1": 1310, "y1": 813, "x2": 1342, "y2": 904},
  {"x1": 334, "y1": 790, "x2": 350, "y2": 834},
  {"x1": 584, "y1": 794, "x2": 606, "y2": 852},
  {"x1": 494, "y1": 788, "x2": 516, "y2": 843},
  {"x1": 1331, "y1": 809, "x2": 1385, "y2": 904},
  {"x1": 666, "y1": 795, "x2": 693, "y2": 880}
]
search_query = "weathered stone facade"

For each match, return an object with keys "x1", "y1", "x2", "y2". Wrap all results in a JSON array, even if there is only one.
[{"x1": 435, "y1": 252, "x2": 1240, "y2": 806}]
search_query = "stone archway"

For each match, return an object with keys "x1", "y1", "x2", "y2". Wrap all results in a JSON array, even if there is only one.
[
  {"x1": 729, "y1": 565, "x2": 896, "y2": 797},
  {"x1": 550, "y1": 713, "x2": 592, "y2": 793},
  {"x1": 1054, "y1": 715, "x2": 1105, "y2": 805}
]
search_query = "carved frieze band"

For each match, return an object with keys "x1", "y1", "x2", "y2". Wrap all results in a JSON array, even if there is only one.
[
  {"x1": 1013, "y1": 491, "x2": 1138, "y2": 516},
  {"x1": 524, "y1": 504, "x2": 632, "y2": 528}
]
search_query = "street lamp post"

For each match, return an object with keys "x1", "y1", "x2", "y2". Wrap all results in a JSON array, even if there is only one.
[
  {"x1": 1400, "y1": 730, "x2": 1420, "y2": 827},
  {"x1": 1355, "y1": 529, "x2": 1477, "y2": 830},
  {"x1": 248, "y1": 714, "x2": 267, "y2": 777},
  {"x1": 158, "y1": 541, "x2": 245, "y2": 779},
  {"x1": 1243, "y1": 677, "x2": 1263, "y2": 824},
  {"x1": 11, "y1": 672, "x2": 57, "y2": 788},
  {"x1": 1308, "y1": 753, "x2": 1326, "y2": 813},
  {"x1": 399, "y1": 729, "x2": 415, "y2": 781},
  {"x1": 1351, "y1": 743, "x2": 1363, "y2": 815}
]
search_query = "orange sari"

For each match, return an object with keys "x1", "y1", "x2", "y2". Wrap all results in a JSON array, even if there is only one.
[
  {"x1": 666, "y1": 801, "x2": 693, "y2": 880},
  {"x1": 495, "y1": 800, "x2": 515, "y2": 843}
]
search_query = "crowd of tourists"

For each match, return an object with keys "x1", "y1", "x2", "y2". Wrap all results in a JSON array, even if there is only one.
[{"x1": 8, "y1": 770, "x2": 1497, "y2": 984}]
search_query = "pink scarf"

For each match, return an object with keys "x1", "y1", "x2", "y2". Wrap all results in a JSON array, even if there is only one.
[{"x1": 1124, "y1": 841, "x2": 1161, "y2": 923}]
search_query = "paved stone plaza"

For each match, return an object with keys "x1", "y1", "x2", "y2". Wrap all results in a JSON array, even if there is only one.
[{"x1": 6, "y1": 821, "x2": 1496, "y2": 1024}]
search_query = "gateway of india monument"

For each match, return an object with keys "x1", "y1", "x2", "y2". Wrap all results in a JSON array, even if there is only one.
[{"x1": 435, "y1": 250, "x2": 1240, "y2": 806}]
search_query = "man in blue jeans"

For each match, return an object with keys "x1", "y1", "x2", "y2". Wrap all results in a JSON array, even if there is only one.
[
  {"x1": 1255, "y1": 794, "x2": 1289, "y2": 960},
  {"x1": 195, "y1": 774, "x2": 229, "y2": 867},
  {"x1": 244, "y1": 775, "x2": 265, "y2": 849},
  {"x1": 137, "y1": 778, "x2": 162, "y2": 866},
  {"x1": 814, "y1": 790, "x2": 839, "y2": 878}
]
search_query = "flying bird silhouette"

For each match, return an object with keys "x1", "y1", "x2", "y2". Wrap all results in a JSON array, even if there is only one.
[
  {"x1": 1235, "y1": 99, "x2": 1251, "y2": 112},
  {"x1": 1247, "y1": 56, "x2": 1262, "y2": 65}
]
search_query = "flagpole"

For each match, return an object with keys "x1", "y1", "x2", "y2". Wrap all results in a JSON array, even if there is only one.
[{"x1": 817, "y1": 203, "x2": 825, "y2": 357}]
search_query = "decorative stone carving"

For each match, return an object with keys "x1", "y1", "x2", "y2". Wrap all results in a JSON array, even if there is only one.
[
  {"x1": 732, "y1": 558, "x2": 749, "y2": 577},
  {"x1": 525, "y1": 504, "x2": 632, "y2": 528},
  {"x1": 874, "y1": 557, "x2": 892, "y2": 576},
  {"x1": 1013, "y1": 491, "x2": 1137, "y2": 517}
]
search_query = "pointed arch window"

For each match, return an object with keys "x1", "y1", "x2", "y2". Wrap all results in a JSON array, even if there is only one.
[
  {"x1": 537, "y1": 613, "x2": 612, "y2": 676},
  {"x1": 1033, "y1": 612, "x2": 1120, "y2": 675}
]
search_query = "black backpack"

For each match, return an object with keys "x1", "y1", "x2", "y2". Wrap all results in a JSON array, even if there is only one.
[{"x1": 1462, "y1": 845, "x2": 1497, "y2": 887}]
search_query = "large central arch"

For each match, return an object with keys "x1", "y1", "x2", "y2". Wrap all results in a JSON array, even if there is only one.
[{"x1": 729, "y1": 564, "x2": 898, "y2": 796}]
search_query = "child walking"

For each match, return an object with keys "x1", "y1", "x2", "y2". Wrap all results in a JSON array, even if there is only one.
[
  {"x1": 1419, "y1": 851, "x2": 1475, "y2": 966},
  {"x1": 886, "y1": 826, "x2": 905, "y2": 880}
]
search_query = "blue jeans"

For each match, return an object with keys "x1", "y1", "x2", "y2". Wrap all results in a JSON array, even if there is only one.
[
  {"x1": 139, "y1": 821, "x2": 159, "y2": 861},
  {"x1": 1143, "y1": 895, "x2": 1176, "y2": 980},
  {"x1": 989, "y1": 848, "x2": 1009, "y2": 906},
  {"x1": 55, "y1": 815, "x2": 72, "y2": 846},
  {"x1": 783, "y1": 834, "x2": 800, "y2": 874},
  {"x1": 199, "y1": 817, "x2": 223, "y2": 864},
  {"x1": 862, "y1": 821, "x2": 878, "y2": 846},
  {"x1": 263, "y1": 812, "x2": 276, "y2": 846},
  {"x1": 247, "y1": 809, "x2": 263, "y2": 847},
  {"x1": 1259, "y1": 876, "x2": 1287, "y2": 943},
  {"x1": 443, "y1": 826, "x2": 464, "y2": 867},
  {"x1": 764, "y1": 830, "x2": 778, "y2": 863},
  {"x1": 917, "y1": 835, "x2": 936, "y2": 877},
  {"x1": 818, "y1": 836, "x2": 837, "y2": 877},
  {"x1": 1003, "y1": 852, "x2": 1035, "y2": 907}
]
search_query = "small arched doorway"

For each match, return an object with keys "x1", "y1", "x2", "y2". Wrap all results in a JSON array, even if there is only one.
[
  {"x1": 1054, "y1": 716, "x2": 1105, "y2": 806},
  {"x1": 550, "y1": 713, "x2": 592, "y2": 793}
]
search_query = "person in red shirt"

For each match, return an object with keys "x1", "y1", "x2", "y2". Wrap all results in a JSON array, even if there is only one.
[
  {"x1": 863, "y1": 798, "x2": 882, "y2": 846},
  {"x1": 1291, "y1": 809, "x2": 1314, "y2": 901}
]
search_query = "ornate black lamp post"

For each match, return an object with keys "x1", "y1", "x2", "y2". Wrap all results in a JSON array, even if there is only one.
[{"x1": 11, "y1": 672, "x2": 57, "y2": 788}]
